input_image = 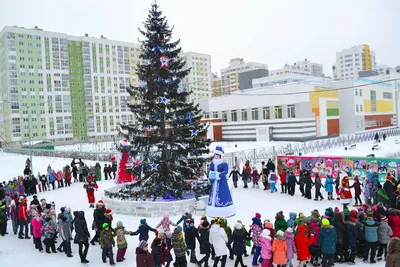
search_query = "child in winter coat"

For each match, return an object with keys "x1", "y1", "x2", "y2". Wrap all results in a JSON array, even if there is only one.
[
  {"x1": 286, "y1": 212, "x2": 296, "y2": 230},
  {"x1": 319, "y1": 218, "x2": 337, "y2": 267},
  {"x1": 229, "y1": 166, "x2": 242, "y2": 188},
  {"x1": 274, "y1": 211, "x2": 288, "y2": 233},
  {"x1": 272, "y1": 230, "x2": 287, "y2": 266},
  {"x1": 0, "y1": 202, "x2": 7, "y2": 236},
  {"x1": 355, "y1": 212, "x2": 366, "y2": 258},
  {"x1": 31, "y1": 212, "x2": 43, "y2": 252},
  {"x1": 324, "y1": 173, "x2": 334, "y2": 200},
  {"x1": 268, "y1": 171, "x2": 278, "y2": 193},
  {"x1": 284, "y1": 228, "x2": 296, "y2": 267},
  {"x1": 350, "y1": 176, "x2": 362, "y2": 206},
  {"x1": 99, "y1": 222, "x2": 115, "y2": 265},
  {"x1": 309, "y1": 220, "x2": 321, "y2": 266},
  {"x1": 344, "y1": 215, "x2": 357, "y2": 264},
  {"x1": 184, "y1": 219, "x2": 199, "y2": 263},
  {"x1": 198, "y1": 221, "x2": 211, "y2": 267},
  {"x1": 156, "y1": 213, "x2": 177, "y2": 234},
  {"x1": 59, "y1": 216, "x2": 73, "y2": 257},
  {"x1": 151, "y1": 237, "x2": 163, "y2": 267},
  {"x1": 386, "y1": 237, "x2": 400, "y2": 267},
  {"x1": 296, "y1": 225, "x2": 315, "y2": 267},
  {"x1": 377, "y1": 216, "x2": 393, "y2": 261},
  {"x1": 363, "y1": 211, "x2": 380, "y2": 264},
  {"x1": 250, "y1": 217, "x2": 263, "y2": 266},
  {"x1": 176, "y1": 210, "x2": 192, "y2": 232},
  {"x1": 252, "y1": 167, "x2": 260, "y2": 188},
  {"x1": 229, "y1": 221, "x2": 250, "y2": 267},
  {"x1": 8, "y1": 200, "x2": 17, "y2": 235},
  {"x1": 260, "y1": 229, "x2": 273, "y2": 267},
  {"x1": 114, "y1": 221, "x2": 133, "y2": 262},
  {"x1": 364, "y1": 177, "x2": 373, "y2": 206},
  {"x1": 279, "y1": 168, "x2": 287, "y2": 194},
  {"x1": 171, "y1": 225, "x2": 188, "y2": 267},
  {"x1": 132, "y1": 218, "x2": 156, "y2": 242},
  {"x1": 42, "y1": 216, "x2": 57, "y2": 253}
]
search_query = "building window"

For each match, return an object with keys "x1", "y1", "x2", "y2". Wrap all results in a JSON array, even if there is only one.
[
  {"x1": 370, "y1": 90, "x2": 376, "y2": 112},
  {"x1": 359, "y1": 89, "x2": 362, "y2": 96},
  {"x1": 355, "y1": 88, "x2": 358, "y2": 96},
  {"x1": 383, "y1": 92, "x2": 392, "y2": 99},
  {"x1": 241, "y1": 109, "x2": 248, "y2": 121},
  {"x1": 365, "y1": 119, "x2": 377, "y2": 128},
  {"x1": 221, "y1": 111, "x2": 227, "y2": 122},
  {"x1": 287, "y1": 105, "x2": 296, "y2": 118},
  {"x1": 357, "y1": 121, "x2": 359, "y2": 128},
  {"x1": 263, "y1": 107, "x2": 270, "y2": 120},
  {"x1": 251, "y1": 108, "x2": 258, "y2": 120},
  {"x1": 356, "y1": 104, "x2": 359, "y2": 112},
  {"x1": 360, "y1": 105, "x2": 363, "y2": 112},
  {"x1": 231, "y1": 110, "x2": 237, "y2": 122},
  {"x1": 274, "y1": 106, "x2": 283, "y2": 119},
  {"x1": 212, "y1": 112, "x2": 218, "y2": 119}
]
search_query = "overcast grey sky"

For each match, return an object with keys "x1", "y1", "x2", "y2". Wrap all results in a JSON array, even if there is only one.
[{"x1": 1, "y1": 0, "x2": 398, "y2": 76}]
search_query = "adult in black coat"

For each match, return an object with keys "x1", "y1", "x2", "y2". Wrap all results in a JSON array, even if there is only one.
[
  {"x1": 266, "y1": 159, "x2": 275, "y2": 174},
  {"x1": 332, "y1": 212, "x2": 346, "y2": 263},
  {"x1": 184, "y1": 221, "x2": 199, "y2": 263},
  {"x1": 72, "y1": 165, "x2": 78, "y2": 182},
  {"x1": 74, "y1": 211, "x2": 90, "y2": 263},
  {"x1": 384, "y1": 177, "x2": 395, "y2": 208},
  {"x1": 90, "y1": 204, "x2": 106, "y2": 245},
  {"x1": 30, "y1": 176, "x2": 38, "y2": 195},
  {"x1": 228, "y1": 223, "x2": 250, "y2": 267},
  {"x1": 111, "y1": 162, "x2": 117, "y2": 179},
  {"x1": 198, "y1": 222, "x2": 211, "y2": 267},
  {"x1": 23, "y1": 178, "x2": 32, "y2": 196},
  {"x1": 304, "y1": 171, "x2": 314, "y2": 199},
  {"x1": 23, "y1": 166, "x2": 32, "y2": 176},
  {"x1": 287, "y1": 171, "x2": 299, "y2": 196}
]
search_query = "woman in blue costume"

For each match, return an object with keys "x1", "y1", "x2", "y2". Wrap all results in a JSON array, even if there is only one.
[{"x1": 206, "y1": 146, "x2": 236, "y2": 218}]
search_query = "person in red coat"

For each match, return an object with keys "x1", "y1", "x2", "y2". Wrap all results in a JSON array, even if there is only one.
[
  {"x1": 84, "y1": 174, "x2": 98, "y2": 208},
  {"x1": 350, "y1": 176, "x2": 362, "y2": 206},
  {"x1": 18, "y1": 197, "x2": 30, "y2": 239},
  {"x1": 389, "y1": 214, "x2": 400, "y2": 239},
  {"x1": 280, "y1": 169, "x2": 288, "y2": 194},
  {"x1": 295, "y1": 224, "x2": 315, "y2": 265}
]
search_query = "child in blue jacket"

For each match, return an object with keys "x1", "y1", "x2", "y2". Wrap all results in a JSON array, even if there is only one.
[{"x1": 131, "y1": 218, "x2": 156, "y2": 242}]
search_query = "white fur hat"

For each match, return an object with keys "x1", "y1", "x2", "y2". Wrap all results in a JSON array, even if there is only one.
[
  {"x1": 234, "y1": 222, "x2": 243, "y2": 230},
  {"x1": 261, "y1": 229, "x2": 270, "y2": 238},
  {"x1": 286, "y1": 227, "x2": 293, "y2": 233},
  {"x1": 276, "y1": 230, "x2": 284, "y2": 236}
]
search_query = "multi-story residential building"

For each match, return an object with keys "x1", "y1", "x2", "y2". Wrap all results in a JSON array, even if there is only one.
[
  {"x1": 220, "y1": 58, "x2": 268, "y2": 95},
  {"x1": 181, "y1": 52, "x2": 212, "y2": 102},
  {"x1": 269, "y1": 59, "x2": 324, "y2": 77},
  {"x1": 0, "y1": 26, "x2": 211, "y2": 144},
  {"x1": 211, "y1": 73, "x2": 222, "y2": 97},
  {"x1": 332, "y1": 44, "x2": 377, "y2": 80},
  {"x1": 199, "y1": 74, "x2": 397, "y2": 142}
]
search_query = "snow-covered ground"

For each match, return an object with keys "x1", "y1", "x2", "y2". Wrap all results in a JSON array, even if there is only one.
[
  {"x1": 55, "y1": 141, "x2": 116, "y2": 153},
  {"x1": 0, "y1": 149, "x2": 386, "y2": 266}
]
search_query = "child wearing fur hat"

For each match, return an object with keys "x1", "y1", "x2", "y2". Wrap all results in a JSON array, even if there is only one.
[
  {"x1": 274, "y1": 211, "x2": 287, "y2": 233},
  {"x1": 228, "y1": 220, "x2": 250, "y2": 267},
  {"x1": 273, "y1": 230, "x2": 287, "y2": 267},
  {"x1": 260, "y1": 229, "x2": 273, "y2": 267},
  {"x1": 114, "y1": 221, "x2": 133, "y2": 262},
  {"x1": 284, "y1": 228, "x2": 296, "y2": 267},
  {"x1": 131, "y1": 218, "x2": 156, "y2": 242},
  {"x1": 296, "y1": 225, "x2": 315, "y2": 267},
  {"x1": 99, "y1": 222, "x2": 115, "y2": 265},
  {"x1": 377, "y1": 215, "x2": 393, "y2": 261}
]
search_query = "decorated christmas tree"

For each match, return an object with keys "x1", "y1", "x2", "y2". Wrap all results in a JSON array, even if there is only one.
[{"x1": 118, "y1": 3, "x2": 211, "y2": 200}]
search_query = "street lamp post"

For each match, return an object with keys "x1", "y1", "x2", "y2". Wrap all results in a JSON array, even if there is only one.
[{"x1": 27, "y1": 104, "x2": 33, "y2": 173}]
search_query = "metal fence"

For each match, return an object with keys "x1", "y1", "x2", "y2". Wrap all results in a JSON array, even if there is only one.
[
  {"x1": 2, "y1": 148, "x2": 113, "y2": 162},
  {"x1": 224, "y1": 128, "x2": 400, "y2": 169}
]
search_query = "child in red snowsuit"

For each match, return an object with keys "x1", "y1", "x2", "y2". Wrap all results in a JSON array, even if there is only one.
[{"x1": 84, "y1": 174, "x2": 98, "y2": 208}]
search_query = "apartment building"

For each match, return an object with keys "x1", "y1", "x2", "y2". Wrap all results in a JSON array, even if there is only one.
[
  {"x1": 0, "y1": 26, "x2": 211, "y2": 144},
  {"x1": 269, "y1": 59, "x2": 324, "y2": 77}
]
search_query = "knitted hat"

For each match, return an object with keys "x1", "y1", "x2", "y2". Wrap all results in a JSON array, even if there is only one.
[
  {"x1": 255, "y1": 213, "x2": 261, "y2": 219},
  {"x1": 381, "y1": 216, "x2": 388, "y2": 223},
  {"x1": 311, "y1": 209, "x2": 320, "y2": 218},
  {"x1": 116, "y1": 221, "x2": 123, "y2": 228},
  {"x1": 371, "y1": 205, "x2": 378, "y2": 213},
  {"x1": 354, "y1": 176, "x2": 359, "y2": 182},
  {"x1": 334, "y1": 207, "x2": 340, "y2": 213},
  {"x1": 45, "y1": 204, "x2": 51, "y2": 210},
  {"x1": 102, "y1": 223, "x2": 109, "y2": 229},
  {"x1": 33, "y1": 195, "x2": 38, "y2": 199},
  {"x1": 343, "y1": 207, "x2": 350, "y2": 216},
  {"x1": 261, "y1": 229, "x2": 270, "y2": 238},
  {"x1": 366, "y1": 210, "x2": 374, "y2": 218},
  {"x1": 202, "y1": 221, "x2": 210, "y2": 228},
  {"x1": 105, "y1": 208, "x2": 113, "y2": 215},
  {"x1": 276, "y1": 230, "x2": 284, "y2": 237},
  {"x1": 237, "y1": 220, "x2": 243, "y2": 224},
  {"x1": 286, "y1": 227, "x2": 293, "y2": 233},
  {"x1": 138, "y1": 240, "x2": 148, "y2": 249},
  {"x1": 321, "y1": 218, "x2": 330, "y2": 226},
  {"x1": 324, "y1": 208, "x2": 334, "y2": 218},
  {"x1": 174, "y1": 225, "x2": 182, "y2": 234},
  {"x1": 387, "y1": 176, "x2": 392, "y2": 181},
  {"x1": 97, "y1": 200, "x2": 104, "y2": 206},
  {"x1": 140, "y1": 218, "x2": 146, "y2": 224},
  {"x1": 361, "y1": 204, "x2": 369, "y2": 212},
  {"x1": 265, "y1": 222, "x2": 273, "y2": 229},
  {"x1": 358, "y1": 211, "x2": 365, "y2": 220},
  {"x1": 235, "y1": 222, "x2": 243, "y2": 230}
]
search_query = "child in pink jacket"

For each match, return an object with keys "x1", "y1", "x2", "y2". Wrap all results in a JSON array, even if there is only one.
[
  {"x1": 260, "y1": 229, "x2": 273, "y2": 267},
  {"x1": 31, "y1": 211, "x2": 43, "y2": 252},
  {"x1": 252, "y1": 167, "x2": 260, "y2": 188}
]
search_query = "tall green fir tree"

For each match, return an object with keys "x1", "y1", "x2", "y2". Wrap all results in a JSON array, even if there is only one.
[{"x1": 119, "y1": 4, "x2": 211, "y2": 200}]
